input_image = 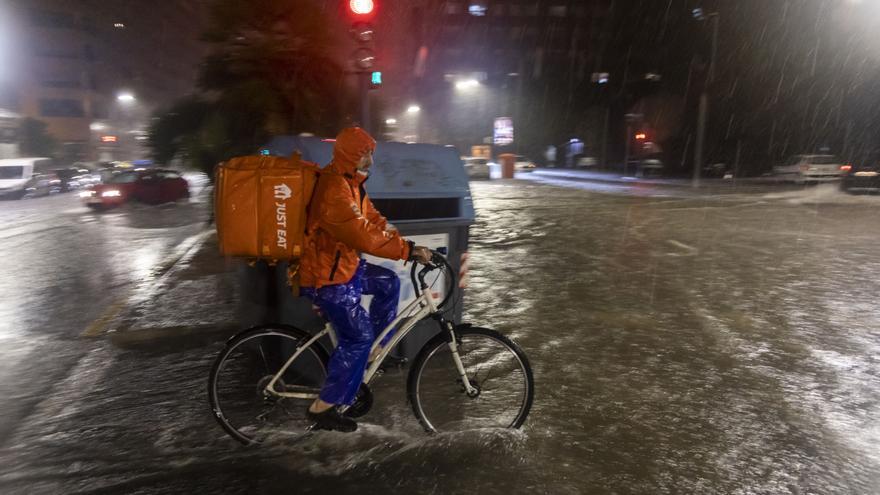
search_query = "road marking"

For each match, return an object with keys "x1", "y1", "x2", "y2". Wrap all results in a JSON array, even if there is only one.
[
  {"x1": 0, "y1": 224, "x2": 71, "y2": 241},
  {"x1": 80, "y1": 299, "x2": 127, "y2": 337},
  {"x1": 666, "y1": 239, "x2": 699, "y2": 254},
  {"x1": 79, "y1": 229, "x2": 213, "y2": 338}
]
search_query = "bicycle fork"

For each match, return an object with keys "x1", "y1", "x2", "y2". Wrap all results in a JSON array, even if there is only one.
[{"x1": 442, "y1": 320, "x2": 479, "y2": 398}]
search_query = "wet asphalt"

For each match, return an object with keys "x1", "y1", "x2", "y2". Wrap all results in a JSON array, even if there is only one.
[{"x1": 0, "y1": 177, "x2": 878, "y2": 494}]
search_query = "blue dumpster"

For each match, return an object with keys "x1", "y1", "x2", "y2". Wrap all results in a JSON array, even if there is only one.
[{"x1": 238, "y1": 136, "x2": 475, "y2": 359}]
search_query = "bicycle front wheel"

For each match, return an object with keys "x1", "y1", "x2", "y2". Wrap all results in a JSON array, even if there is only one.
[
  {"x1": 408, "y1": 326, "x2": 534, "y2": 432},
  {"x1": 208, "y1": 325, "x2": 328, "y2": 445}
]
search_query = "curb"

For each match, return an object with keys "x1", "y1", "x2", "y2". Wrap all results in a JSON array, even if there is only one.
[
  {"x1": 529, "y1": 170, "x2": 693, "y2": 188},
  {"x1": 80, "y1": 228, "x2": 215, "y2": 338},
  {"x1": 529, "y1": 169, "x2": 780, "y2": 189}
]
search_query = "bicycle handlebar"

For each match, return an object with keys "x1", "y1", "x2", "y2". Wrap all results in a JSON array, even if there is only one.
[{"x1": 409, "y1": 249, "x2": 457, "y2": 310}]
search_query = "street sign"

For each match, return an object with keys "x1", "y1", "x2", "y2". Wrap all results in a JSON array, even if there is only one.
[{"x1": 493, "y1": 117, "x2": 513, "y2": 146}]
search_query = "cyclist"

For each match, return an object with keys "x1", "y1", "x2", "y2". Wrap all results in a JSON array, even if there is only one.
[{"x1": 298, "y1": 127, "x2": 431, "y2": 432}]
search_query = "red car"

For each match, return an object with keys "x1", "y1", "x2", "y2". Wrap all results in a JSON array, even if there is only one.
[{"x1": 82, "y1": 169, "x2": 189, "y2": 208}]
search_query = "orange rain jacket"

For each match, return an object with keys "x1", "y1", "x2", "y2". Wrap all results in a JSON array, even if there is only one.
[{"x1": 299, "y1": 128, "x2": 412, "y2": 288}]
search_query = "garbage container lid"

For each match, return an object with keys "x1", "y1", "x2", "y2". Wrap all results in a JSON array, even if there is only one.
[{"x1": 263, "y1": 136, "x2": 471, "y2": 200}]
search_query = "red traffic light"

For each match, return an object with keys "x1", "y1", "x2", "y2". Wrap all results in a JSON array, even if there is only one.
[{"x1": 349, "y1": 0, "x2": 374, "y2": 16}]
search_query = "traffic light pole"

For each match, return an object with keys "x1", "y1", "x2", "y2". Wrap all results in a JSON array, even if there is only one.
[
  {"x1": 693, "y1": 13, "x2": 719, "y2": 188},
  {"x1": 623, "y1": 121, "x2": 632, "y2": 177},
  {"x1": 359, "y1": 71, "x2": 371, "y2": 133}
]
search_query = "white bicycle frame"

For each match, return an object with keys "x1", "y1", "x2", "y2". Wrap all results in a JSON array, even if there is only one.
[{"x1": 264, "y1": 278, "x2": 477, "y2": 400}]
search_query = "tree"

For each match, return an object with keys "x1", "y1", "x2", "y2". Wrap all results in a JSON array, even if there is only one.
[
  {"x1": 148, "y1": 0, "x2": 349, "y2": 178},
  {"x1": 19, "y1": 118, "x2": 57, "y2": 157},
  {"x1": 148, "y1": 96, "x2": 211, "y2": 166}
]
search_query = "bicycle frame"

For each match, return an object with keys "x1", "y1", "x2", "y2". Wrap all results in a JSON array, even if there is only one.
[{"x1": 263, "y1": 277, "x2": 478, "y2": 400}]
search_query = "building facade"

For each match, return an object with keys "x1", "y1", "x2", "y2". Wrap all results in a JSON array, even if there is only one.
[{"x1": 0, "y1": 0, "x2": 207, "y2": 162}]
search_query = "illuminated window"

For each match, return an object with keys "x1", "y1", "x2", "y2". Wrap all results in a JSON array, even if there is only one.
[{"x1": 469, "y1": 4, "x2": 487, "y2": 16}]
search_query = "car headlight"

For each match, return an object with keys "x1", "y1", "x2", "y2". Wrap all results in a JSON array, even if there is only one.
[
  {"x1": 101, "y1": 190, "x2": 122, "y2": 197},
  {"x1": 79, "y1": 190, "x2": 96, "y2": 198}
]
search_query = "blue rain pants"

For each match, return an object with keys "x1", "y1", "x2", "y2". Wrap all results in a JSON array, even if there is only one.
[{"x1": 300, "y1": 260, "x2": 400, "y2": 405}]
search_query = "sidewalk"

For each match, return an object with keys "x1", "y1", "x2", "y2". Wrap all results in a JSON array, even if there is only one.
[
  {"x1": 106, "y1": 232, "x2": 241, "y2": 346},
  {"x1": 527, "y1": 168, "x2": 777, "y2": 189}
]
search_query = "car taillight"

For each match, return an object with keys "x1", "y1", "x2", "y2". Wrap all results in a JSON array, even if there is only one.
[{"x1": 840, "y1": 164, "x2": 852, "y2": 172}]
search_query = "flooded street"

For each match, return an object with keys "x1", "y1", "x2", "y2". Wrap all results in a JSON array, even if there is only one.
[{"x1": 1, "y1": 178, "x2": 879, "y2": 494}]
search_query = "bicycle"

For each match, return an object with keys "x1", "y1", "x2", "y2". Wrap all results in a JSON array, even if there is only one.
[{"x1": 208, "y1": 250, "x2": 535, "y2": 445}]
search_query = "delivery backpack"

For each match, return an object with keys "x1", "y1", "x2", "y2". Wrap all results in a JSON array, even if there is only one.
[{"x1": 214, "y1": 153, "x2": 319, "y2": 262}]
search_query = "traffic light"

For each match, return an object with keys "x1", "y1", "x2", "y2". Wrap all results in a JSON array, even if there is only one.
[
  {"x1": 347, "y1": 0, "x2": 378, "y2": 132},
  {"x1": 349, "y1": 0, "x2": 375, "y2": 18},
  {"x1": 348, "y1": 2, "x2": 376, "y2": 72}
]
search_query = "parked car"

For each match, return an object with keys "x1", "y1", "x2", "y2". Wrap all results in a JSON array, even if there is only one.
[
  {"x1": 22, "y1": 172, "x2": 62, "y2": 198},
  {"x1": 703, "y1": 162, "x2": 729, "y2": 178},
  {"x1": 81, "y1": 169, "x2": 189, "y2": 208},
  {"x1": 841, "y1": 160, "x2": 880, "y2": 194},
  {"x1": 0, "y1": 157, "x2": 53, "y2": 199},
  {"x1": 773, "y1": 154, "x2": 849, "y2": 183},
  {"x1": 514, "y1": 155, "x2": 537, "y2": 171},
  {"x1": 463, "y1": 157, "x2": 491, "y2": 179},
  {"x1": 575, "y1": 156, "x2": 598, "y2": 168},
  {"x1": 52, "y1": 167, "x2": 91, "y2": 192},
  {"x1": 76, "y1": 170, "x2": 102, "y2": 187},
  {"x1": 634, "y1": 158, "x2": 664, "y2": 178}
]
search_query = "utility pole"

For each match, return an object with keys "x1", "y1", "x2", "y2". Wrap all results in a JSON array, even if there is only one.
[
  {"x1": 348, "y1": 0, "x2": 377, "y2": 132},
  {"x1": 692, "y1": 9, "x2": 720, "y2": 188},
  {"x1": 359, "y1": 72, "x2": 371, "y2": 133}
]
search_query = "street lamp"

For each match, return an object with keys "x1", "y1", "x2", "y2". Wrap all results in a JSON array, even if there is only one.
[
  {"x1": 455, "y1": 79, "x2": 480, "y2": 91},
  {"x1": 692, "y1": 8, "x2": 720, "y2": 188},
  {"x1": 116, "y1": 92, "x2": 136, "y2": 103},
  {"x1": 406, "y1": 105, "x2": 421, "y2": 114}
]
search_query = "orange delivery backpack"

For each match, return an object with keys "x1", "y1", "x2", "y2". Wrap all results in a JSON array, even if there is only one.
[{"x1": 214, "y1": 153, "x2": 319, "y2": 262}]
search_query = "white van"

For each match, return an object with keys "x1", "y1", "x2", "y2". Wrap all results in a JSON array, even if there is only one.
[{"x1": 0, "y1": 157, "x2": 53, "y2": 199}]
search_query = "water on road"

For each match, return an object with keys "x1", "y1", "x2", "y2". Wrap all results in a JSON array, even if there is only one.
[{"x1": 0, "y1": 179, "x2": 878, "y2": 494}]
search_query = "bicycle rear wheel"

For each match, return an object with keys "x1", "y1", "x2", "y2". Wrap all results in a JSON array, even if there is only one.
[
  {"x1": 208, "y1": 325, "x2": 328, "y2": 445},
  {"x1": 407, "y1": 326, "x2": 534, "y2": 432}
]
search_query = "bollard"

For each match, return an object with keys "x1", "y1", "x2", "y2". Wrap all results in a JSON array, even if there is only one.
[{"x1": 499, "y1": 153, "x2": 516, "y2": 179}]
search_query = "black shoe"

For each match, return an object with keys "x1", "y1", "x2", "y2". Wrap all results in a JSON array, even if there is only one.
[{"x1": 306, "y1": 407, "x2": 357, "y2": 433}]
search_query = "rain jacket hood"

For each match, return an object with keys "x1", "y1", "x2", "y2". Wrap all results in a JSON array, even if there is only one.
[
  {"x1": 329, "y1": 127, "x2": 376, "y2": 177},
  {"x1": 298, "y1": 127, "x2": 411, "y2": 289}
]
